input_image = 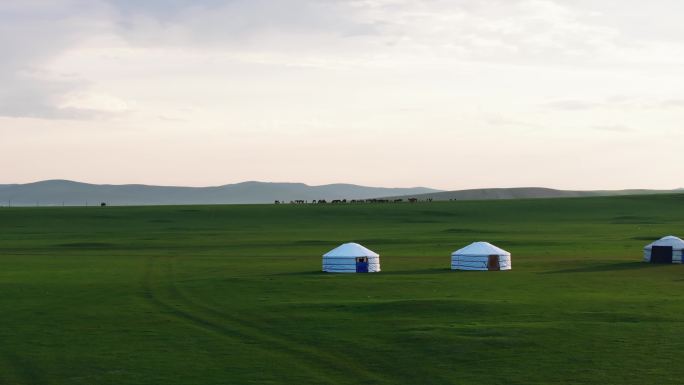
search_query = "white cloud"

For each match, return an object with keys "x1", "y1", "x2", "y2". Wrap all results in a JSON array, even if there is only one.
[
  {"x1": 0, "y1": 0, "x2": 119, "y2": 119},
  {"x1": 594, "y1": 124, "x2": 635, "y2": 133},
  {"x1": 58, "y1": 91, "x2": 130, "y2": 113},
  {"x1": 546, "y1": 100, "x2": 602, "y2": 111}
]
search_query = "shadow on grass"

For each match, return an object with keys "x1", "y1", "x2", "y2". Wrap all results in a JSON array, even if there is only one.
[
  {"x1": 379, "y1": 268, "x2": 452, "y2": 275},
  {"x1": 271, "y1": 270, "x2": 327, "y2": 276},
  {"x1": 541, "y1": 262, "x2": 652, "y2": 274},
  {"x1": 57, "y1": 242, "x2": 116, "y2": 248},
  {"x1": 273, "y1": 268, "x2": 452, "y2": 276}
]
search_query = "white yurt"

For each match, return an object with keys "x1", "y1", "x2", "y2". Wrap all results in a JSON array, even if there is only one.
[
  {"x1": 451, "y1": 241, "x2": 511, "y2": 271},
  {"x1": 643, "y1": 236, "x2": 684, "y2": 264},
  {"x1": 322, "y1": 242, "x2": 380, "y2": 273}
]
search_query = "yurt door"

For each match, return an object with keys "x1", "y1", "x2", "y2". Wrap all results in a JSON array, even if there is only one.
[
  {"x1": 487, "y1": 255, "x2": 500, "y2": 271},
  {"x1": 356, "y1": 257, "x2": 369, "y2": 273},
  {"x1": 651, "y1": 246, "x2": 673, "y2": 264}
]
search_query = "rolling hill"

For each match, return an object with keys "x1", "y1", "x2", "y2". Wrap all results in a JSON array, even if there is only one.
[
  {"x1": 1, "y1": 181, "x2": 682, "y2": 206},
  {"x1": 0, "y1": 180, "x2": 440, "y2": 206},
  {"x1": 383, "y1": 187, "x2": 683, "y2": 201}
]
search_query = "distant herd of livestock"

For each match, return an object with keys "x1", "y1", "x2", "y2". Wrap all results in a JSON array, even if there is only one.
[{"x1": 274, "y1": 198, "x2": 434, "y2": 204}]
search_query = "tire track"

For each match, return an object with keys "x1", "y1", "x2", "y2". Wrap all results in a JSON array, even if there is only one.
[
  {"x1": 141, "y1": 256, "x2": 340, "y2": 384},
  {"x1": 143, "y1": 256, "x2": 389, "y2": 384},
  {"x1": 163, "y1": 258, "x2": 391, "y2": 385}
]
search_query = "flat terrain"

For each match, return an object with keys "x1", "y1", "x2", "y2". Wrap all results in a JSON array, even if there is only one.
[{"x1": 1, "y1": 194, "x2": 684, "y2": 384}]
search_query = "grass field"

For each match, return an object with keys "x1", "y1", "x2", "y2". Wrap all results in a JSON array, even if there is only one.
[{"x1": 1, "y1": 194, "x2": 684, "y2": 384}]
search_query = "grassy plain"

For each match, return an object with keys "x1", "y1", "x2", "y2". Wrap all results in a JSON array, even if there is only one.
[{"x1": 1, "y1": 194, "x2": 684, "y2": 384}]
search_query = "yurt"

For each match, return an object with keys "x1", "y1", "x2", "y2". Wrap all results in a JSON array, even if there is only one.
[
  {"x1": 322, "y1": 242, "x2": 380, "y2": 273},
  {"x1": 451, "y1": 242, "x2": 511, "y2": 271},
  {"x1": 643, "y1": 236, "x2": 684, "y2": 264}
]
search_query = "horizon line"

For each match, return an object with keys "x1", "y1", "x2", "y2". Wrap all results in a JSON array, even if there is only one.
[{"x1": 1, "y1": 179, "x2": 682, "y2": 193}]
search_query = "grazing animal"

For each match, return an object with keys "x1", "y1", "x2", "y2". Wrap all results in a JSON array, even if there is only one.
[{"x1": 408, "y1": 198, "x2": 418, "y2": 203}]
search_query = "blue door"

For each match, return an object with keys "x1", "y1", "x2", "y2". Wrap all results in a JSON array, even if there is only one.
[
  {"x1": 356, "y1": 257, "x2": 369, "y2": 273},
  {"x1": 651, "y1": 246, "x2": 673, "y2": 264}
]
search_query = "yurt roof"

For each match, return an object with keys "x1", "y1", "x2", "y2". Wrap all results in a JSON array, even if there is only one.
[
  {"x1": 323, "y1": 242, "x2": 379, "y2": 258},
  {"x1": 644, "y1": 236, "x2": 684, "y2": 250},
  {"x1": 452, "y1": 241, "x2": 510, "y2": 256}
]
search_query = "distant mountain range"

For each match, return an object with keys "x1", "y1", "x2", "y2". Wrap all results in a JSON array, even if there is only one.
[
  {"x1": 383, "y1": 187, "x2": 684, "y2": 201},
  {"x1": 0, "y1": 181, "x2": 681, "y2": 206},
  {"x1": 0, "y1": 180, "x2": 440, "y2": 206}
]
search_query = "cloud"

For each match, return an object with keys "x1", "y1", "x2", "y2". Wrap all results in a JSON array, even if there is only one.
[
  {"x1": 0, "y1": 0, "x2": 125, "y2": 119},
  {"x1": 106, "y1": 0, "x2": 380, "y2": 50},
  {"x1": 346, "y1": 0, "x2": 622, "y2": 63},
  {"x1": 3, "y1": 0, "x2": 684, "y2": 122},
  {"x1": 546, "y1": 100, "x2": 602, "y2": 111},
  {"x1": 0, "y1": 71, "x2": 90, "y2": 119},
  {"x1": 0, "y1": 0, "x2": 383, "y2": 121},
  {"x1": 90, "y1": 0, "x2": 625, "y2": 66},
  {"x1": 594, "y1": 124, "x2": 635, "y2": 133},
  {"x1": 658, "y1": 99, "x2": 684, "y2": 109},
  {"x1": 546, "y1": 97, "x2": 684, "y2": 112}
]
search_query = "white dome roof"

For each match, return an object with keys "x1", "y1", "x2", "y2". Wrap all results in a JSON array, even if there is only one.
[
  {"x1": 644, "y1": 236, "x2": 684, "y2": 250},
  {"x1": 452, "y1": 241, "x2": 510, "y2": 256},
  {"x1": 323, "y1": 242, "x2": 379, "y2": 257}
]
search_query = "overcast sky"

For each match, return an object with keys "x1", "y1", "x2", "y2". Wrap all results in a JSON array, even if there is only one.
[{"x1": 2, "y1": 0, "x2": 684, "y2": 189}]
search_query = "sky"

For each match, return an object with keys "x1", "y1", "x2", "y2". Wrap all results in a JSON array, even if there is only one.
[{"x1": 2, "y1": 0, "x2": 684, "y2": 190}]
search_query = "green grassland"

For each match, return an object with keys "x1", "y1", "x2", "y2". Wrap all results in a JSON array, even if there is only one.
[{"x1": 1, "y1": 194, "x2": 684, "y2": 384}]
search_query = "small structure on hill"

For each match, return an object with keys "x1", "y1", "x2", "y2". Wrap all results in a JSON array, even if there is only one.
[
  {"x1": 644, "y1": 236, "x2": 684, "y2": 264},
  {"x1": 451, "y1": 242, "x2": 511, "y2": 271},
  {"x1": 322, "y1": 242, "x2": 381, "y2": 273}
]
